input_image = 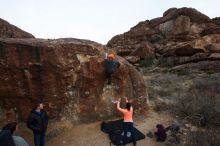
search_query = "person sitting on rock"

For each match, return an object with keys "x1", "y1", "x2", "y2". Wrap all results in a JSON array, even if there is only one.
[
  {"x1": 2, "y1": 122, "x2": 29, "y2": 146},
  {"x1": 154, "y1": 124, "x2": 167, "y2": 142},
  {"x1": 104, "y1": 53, "x2": 120, "y2": 85}
]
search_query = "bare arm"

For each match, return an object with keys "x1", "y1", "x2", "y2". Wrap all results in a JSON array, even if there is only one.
[{"x1": 116, "y1": 98, "x2": 126, "y2": 113}]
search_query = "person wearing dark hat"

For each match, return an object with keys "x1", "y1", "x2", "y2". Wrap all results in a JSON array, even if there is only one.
[
  {"x1": 1, "y1": 122, "x2": 29, "y2": 146},
  {"x1": 0, "y1": 124, "x2": 15, "y2": 146},
  {"x1": 27, "y1": 102, "x2": 48, "y2": 146},
  {"x1": 104, "y1": 53, "x2": 120, "y2": 85}
]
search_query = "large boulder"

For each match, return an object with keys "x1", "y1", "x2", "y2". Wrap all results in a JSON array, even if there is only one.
[
  {"x1": 129, "y1": 42, "x2": 155, "y2": 59},
  {"x1": 172, "y1": 15, "x2": 191, "y2": 35},
  {"x1": 159, "y1": 20, "x2": 175, "y2": 36},
  {"x1": 162, "y1": 7, "x2": 210, "y2": 23},
  {"x1": 156, "y1": 34, "x2": 220, "y2": 67},
  {"x1": 200, "y1": 26, "x2": 220, "y2": 36},
  {"x1": 0, "y1": 18, "x2": 34, "y2": 38},
  {"x1": 212, "y1": 17, "x2": 220, "y2": 26},
  {"x1": 0, "y1": 38, "x2": 148, "y2": 123},
  {"x1": 107, "y1": 7, "x2": 220, "y2": 70},
  {"x1": 174, "y1": 60, "x2": 220, "y2": 71}
]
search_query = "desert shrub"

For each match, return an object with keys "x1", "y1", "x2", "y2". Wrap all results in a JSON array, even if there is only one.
[
  {"x1": 185, "y1": 128, "x2": 220, "y2": 146},
  {"x1": 169, "y1": 69, "x2": 191, "y2": 76},
  {"x1": 175, "y1": 75, "x2": 220, "y2": 126},
  {"x1": 139, "y1": 56, "x2": 155, "y2": 67},
  {"x1": 152, "y1": 99, "x2": 173, "y2": 112},
  {"x1": 158, "y1": 57, "x2": 175, "y2": 67}
]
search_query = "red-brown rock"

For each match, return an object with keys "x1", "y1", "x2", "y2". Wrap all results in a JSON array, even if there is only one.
[
  {"x1": 212, "y1": 17, "x2": 220, "y2": 26},
  {"x1": 200, "y1": 26, "x2": 220, "y2": 36},
  {"x1": 129, "y1": 42, "x2": 155, "y2": 59},
  {"x1": 125, "y1": 56, "x2": 140, "y2": 64},
  {"x1": 163, "y1": 7, "x2": 210, "y2": 23},
  {"x1": 172, "y1": 15, "x2": 191, "y2": 35},
  {"x1": 205, "y1": 43, "x2": 220, "y2": 53},
  {"x1": 174, "y1": 60, "x2": 220, "y2": 72},
  {"x1": 0, "y1": 18, "x2": 34, "y2": 38},
  {"x1": 0, "y1": 38, "x2": 148, "y2": 123},
  {"x1": 107, "y1": 7, "x2": 220, "y2": 69}
]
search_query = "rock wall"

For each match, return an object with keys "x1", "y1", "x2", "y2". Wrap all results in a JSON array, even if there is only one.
[
  {"x1": 0, "y1": 18, "x2": 34, "y2": 38},
  {"x1": 0, "y1": 38, "x2": 148, "y2": 123},
  {"x1": 107, "y1": 7, "x2": 220, "y2": 71}
]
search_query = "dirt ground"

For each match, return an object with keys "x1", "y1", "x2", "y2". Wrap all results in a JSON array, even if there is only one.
[{"x1": 43, "y1": 110, "x2": 173, "y2": 146}]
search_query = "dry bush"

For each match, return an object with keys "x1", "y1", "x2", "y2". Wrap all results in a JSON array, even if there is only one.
[
  {"x1": 139, "y1": 56, "x2": 155, "y2": 67},
  {"x1": 185, "y1": 128, "x2": 220, "y2": 146},
  {"x1": 175, "y1": 75, "x2": 220, "y2": 126},
  {"x1": 152, "y1": 99, "x2": 173, "y2": 112}
]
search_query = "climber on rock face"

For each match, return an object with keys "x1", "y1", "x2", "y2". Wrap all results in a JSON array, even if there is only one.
[{"x1": 104, "y1": 53, "x2": 120, "y2": 85}]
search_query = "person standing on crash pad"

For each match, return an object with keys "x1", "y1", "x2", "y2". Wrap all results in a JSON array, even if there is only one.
[
  {"x1": 116, "y1": 97, "x2": 136, "y2": 146},
  {"x1": 27, "y1": 102, "x2": 48, "y2": 146},
  {"x1": 104, "y1": 53, "x2": 120, "y2": 85}
]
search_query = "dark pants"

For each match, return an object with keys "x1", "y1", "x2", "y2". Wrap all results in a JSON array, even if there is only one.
[
  {"x1": 123, "y1": 122, "x2": 136, "y2": 146},
  {"x1": 105, "y1": 72, "x2": 112, "y2": 84},
  {"x1": 34, "y1": 133, "x2": 45, "y2": 146}
]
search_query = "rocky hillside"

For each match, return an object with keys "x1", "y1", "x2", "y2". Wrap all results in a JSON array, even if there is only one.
[
  {"x1": 107, "y1": 7, "x2": 220, "y2": 71},
  {"x1": 0, "y1": 38, "x2": 148, "y2": 123},
  {"x1": 0, "y1": 18, "x2": 34, "y2": 38}
]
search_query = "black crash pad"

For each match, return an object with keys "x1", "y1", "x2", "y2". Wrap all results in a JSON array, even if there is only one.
[{"x1": 101, "y1": 119, "x2": 145, "y2": 145}]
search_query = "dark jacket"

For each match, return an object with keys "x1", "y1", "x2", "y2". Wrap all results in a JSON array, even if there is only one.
[
  {"x1": 0, "y1": 130, "x2": 15, "y2": 146},
  {"x1": 104, "y1": 59, "x2": 120, "y2": 74},
  {"x1": 155, "y1": 124, "x2": 167, "y2": 141},
  {"x1": 27, "y1": 109, "x2": 48, "y2": 134}
]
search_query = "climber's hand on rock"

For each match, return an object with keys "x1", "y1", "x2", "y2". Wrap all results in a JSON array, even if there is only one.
[{"x1": 124, "y1": 97, "x2": 128, "y2": 102}]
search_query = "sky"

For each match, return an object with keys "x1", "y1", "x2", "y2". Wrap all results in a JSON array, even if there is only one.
[{"x1": 0, "y1": 0, "x2": 220, "y2": 44}]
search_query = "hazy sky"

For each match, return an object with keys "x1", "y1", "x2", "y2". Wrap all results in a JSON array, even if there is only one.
[{"x1": 0, "y1": 0, "x2": 220, "y2": 44}]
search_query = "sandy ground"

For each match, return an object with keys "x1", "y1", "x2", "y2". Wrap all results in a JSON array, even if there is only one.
[{"x1": 44, "y1": 110, "x2": 173, "y2": 146}]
